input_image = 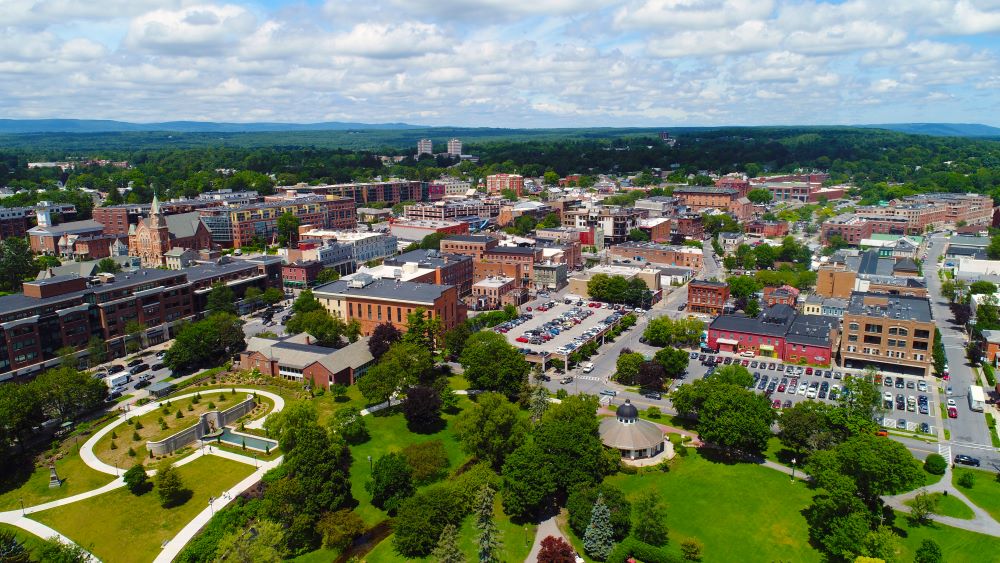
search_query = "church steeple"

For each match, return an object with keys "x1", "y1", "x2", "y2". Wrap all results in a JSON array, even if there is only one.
[{"x1": 151, "y1": 191, "x2": 161, "y2": 215}]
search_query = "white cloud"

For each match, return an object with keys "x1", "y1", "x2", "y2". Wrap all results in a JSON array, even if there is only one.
[
  {"x1": 125, "y1": 4, "x2": 256, "y2": 55},
  {"x1": 0, "y1": 0, "x2": 997, "y2": 126}
]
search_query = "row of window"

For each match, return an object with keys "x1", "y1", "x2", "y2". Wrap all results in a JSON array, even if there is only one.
[
  {"x1": 847, "y1": 323, "x2": 930, "y2": 339},
  {"x1": 844, "y1": 346, "x2": 926, "y2": 361}
]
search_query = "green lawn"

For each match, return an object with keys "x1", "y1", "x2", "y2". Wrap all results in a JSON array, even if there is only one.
[
  {"x1": 32, "y1": 455, "x2": 255, "y2": 563},
  {"x1": 604, "y1": 450, "x2": 821, "y2": 563},
  {"x1": 905, "y1": 492, "x2": 975, "y2": 519},
  {"x1": 953, "y1": 467, "x2": 1000, "y2": 522},
  {"x1": 891, "y1": 511, "x2": 1000, "y2": 562},
  {"x1": 0, "y1": 523, "x2": 50, "y2": 559},
  {"x1": 347, "y1": 398, "x2": 472, "y2": 526},
  {"x1": 0, "y1": 443, "x2": 114, "y2": 512}
]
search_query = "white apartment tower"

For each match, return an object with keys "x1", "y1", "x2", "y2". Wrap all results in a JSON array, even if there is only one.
[
  {"x1": 417, "y1": 139, "x2": 433, "y2": 156},
  {"x1": 447, "y1": 138, "x2": 462, "y2": 157}
]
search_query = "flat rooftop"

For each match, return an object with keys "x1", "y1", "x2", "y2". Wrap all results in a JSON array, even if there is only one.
[
  {"x1": 313, "y1": 275, "x2": 453, "y2": 304},
  {"x1": 846, "y1": 292, "x2": 933, "y2": 322}
]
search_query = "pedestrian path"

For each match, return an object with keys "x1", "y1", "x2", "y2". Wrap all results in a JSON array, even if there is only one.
[{"x1": 525, "y1": 514, "x2": 569, "y2": 562}]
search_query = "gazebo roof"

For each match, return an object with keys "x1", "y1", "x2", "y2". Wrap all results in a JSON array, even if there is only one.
[{"x1": 599, "y1": 416, "x2": 664, "y2": 451}]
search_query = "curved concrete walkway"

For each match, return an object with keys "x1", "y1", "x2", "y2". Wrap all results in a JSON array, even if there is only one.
[
  {"x1": 884, "y1": 464, "x2": 1000, "y2": 536},
  {"x1": 80, "y1": 388, "x2": 285, "y2": 475},
  {"x1": 0, "y1": 386, "x2": 287, "y2": 562}
]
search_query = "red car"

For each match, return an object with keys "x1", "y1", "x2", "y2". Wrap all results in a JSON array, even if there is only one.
[
  {"x1": 715, "y1": 356, "x2": 724, "y2": 364},
  {"x1": 771, "y1": 399, "x2": 782, "y2": 409},
  {"x1": 526, "y1": 306, "x2": 532, "y2": 311},
  {"x1": 805, "y1": 367, "x2": 813, "y2": 375},
  {"x1": 948, "y1": 406, "x2": 959, "y2": 419},
  {"x1": 516, "y1": 336, "x2": 529, "y2": 343},
  {"x1": 741, "y1": 359, "x2": 750, "y2": 366}
]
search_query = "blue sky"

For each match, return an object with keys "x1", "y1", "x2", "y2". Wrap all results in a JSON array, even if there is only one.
[{"x1": 1, "y1": 0, "x2": 999, "y2": 127}]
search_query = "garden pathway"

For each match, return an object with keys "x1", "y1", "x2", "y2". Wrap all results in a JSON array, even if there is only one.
[
  {"x1": 883, "y1": 463, "x2": 1000, "y2": 536},
  {"x1": 0, "y1": 387, "x2": 287, "y2": 561},
  {"x1": 525, "y1": 514, "x2": 569, "y2": 563}
]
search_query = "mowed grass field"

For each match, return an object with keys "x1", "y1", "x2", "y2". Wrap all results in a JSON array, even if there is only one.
[{"x1": 31, "y1": 455, "x2": 255, "y2": 563}]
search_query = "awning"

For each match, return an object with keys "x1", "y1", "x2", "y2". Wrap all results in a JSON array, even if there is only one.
[
  {"x1": 717, "y1": 338, "x2": 738, "y2": 345},
  {"x1": 759, "y1": 345, "x2": 774, "y2": 351}
]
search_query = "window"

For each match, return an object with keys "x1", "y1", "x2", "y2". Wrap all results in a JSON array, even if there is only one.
[
  {"x1": 888, "y1": 327, "x2": 898, "y2": 335},
  {"x1": 847, "y1": 345, "x2": 857, "y2": 352},
  {"x1": 914, "y1": 329, "x2": 929, "y2": 339},
  {"x1": 897, "y1": 328, "x2": 909, "y2": 336},
  {"x1": 863, "y1": 335, "x2": 882, "y2": 345},
  {"x1": 865, "y1": 323, "x2": 882, "y2": 333},
  {"x1": 887, "y1": 339, "x2": 896, "y2": 347},
  {"x1": 848, "y1": 335, "x2": 858, "y2": 342},
  {"x1": 913, "y1": 341, "x2": 928, "y2": 351},
  {"x1": 849, "y1": 323, "x2": 859, "y2": 331}
]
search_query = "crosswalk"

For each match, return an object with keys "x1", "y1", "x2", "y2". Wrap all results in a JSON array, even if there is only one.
[
  {"x1": 575, "y1": 375, "x2": 601, "y2": 382},
  {"x1": 939, "y1": 443, "x2": 953, "y2": 461}
]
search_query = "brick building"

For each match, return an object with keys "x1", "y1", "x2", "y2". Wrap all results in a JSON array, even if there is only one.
[
  {"x1": 0, "y1": 257, "x2": 281, "y2": 378},
  {"x1": 486, "y1": 174, "x2": 525, "y2": 196},
  {"x1": 313, "y1": 274, "x2": 465, "y2": 337},
  {"x1": 745, "y1": 220, "x2": 790, "y2": 238},
  {"x1": 708, "y1": 304, "x2": 839, "y2": 365},
  {"x1": 608, "y1": 242, "x2": 703, "y2": 269},
  {"x1": 440, "y1": 234, "x2": 499, "y2": 260},
  {"x1": 472, "y1": 277, "x2": 518, "y2": 309},
  {"x1": 481, "y1": 246, "x2": 543, "y2": 285},
  {"x1": 763, "y1": 285, "x2": 800, "y2": 307},
  {"x1": 562, "y1": 207, "x2": 642, "y2": 244},
  {"x1": 240, "y1": 333, "x2": 374, "y2": 389},
  {"x1": 821, "y1": 214, "x2": 874, "y2": 244},
  {"x1": 128, "y1": 198, "x2": 213, "y2": 267},
  {"x1": 688, "y1": 279, "x2": 729, "y2": 316},
  {"x1": 276, "y1": 180, "x2": 427, "y2": 206},
  {"x1": 673, "y1": 186, "x2": 753, "y2": 220},
  {"x1": 383, "y1": 249, "x2": 474, "y2": 297},
  {"x1": 839, "y1": 292, "x2": 936, "y2": 377},
  {"x1": 403, "y1": 199, "x2": 502, "y2": 222},
  {"x1": 199, "y1": 196, "x2": 356, "y2": 248},
  {"x1": 715, "y1": 176, "x2": 751, "y2": 197},
  {"x1": 282, "y1": 261, "x2": 324, "y2": 293}
]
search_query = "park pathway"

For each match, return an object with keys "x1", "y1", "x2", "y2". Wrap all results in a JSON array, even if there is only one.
[
  {"x1": 883, "y1": 462, "x2": 1000, "y2": 536},
  {"x1": 0, "y1": 387, "x2": 287, "y2": 561},
  {"x1": 525, "y1": 514, "x2": 569, "y2": 563}
]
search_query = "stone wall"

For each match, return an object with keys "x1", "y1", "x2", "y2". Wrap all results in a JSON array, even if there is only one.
[{"x1": 146, "y1": 395, "x2": 256, "y2": 456}]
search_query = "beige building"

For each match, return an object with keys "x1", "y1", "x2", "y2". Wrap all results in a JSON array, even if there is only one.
[
  {"x1": 839, "y1": 292, "x2": 936, "y2": 377},
  {"x1": 567, "y1": 265, "x2": 661, "y2": 299}
]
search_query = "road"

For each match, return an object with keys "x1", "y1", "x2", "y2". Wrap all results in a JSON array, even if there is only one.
[{"x1": 924, "y1": 234, "x2": 999, "y2": 467}]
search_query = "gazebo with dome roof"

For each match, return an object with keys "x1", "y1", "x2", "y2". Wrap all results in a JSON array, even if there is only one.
[{"x1": 598, "y1": 399, "x2": 666, "y2": 460}]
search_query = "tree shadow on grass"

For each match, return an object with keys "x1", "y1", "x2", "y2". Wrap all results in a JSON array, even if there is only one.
[
  {"x1": 405, "y1": 416, "x2": 446, "y2": 435},
  {"x1": 0, "y1": 454, "x2": 35, "y2": 497},
  {"x1": 163, "y1": 488, "x2": 194, "y2": 509}
]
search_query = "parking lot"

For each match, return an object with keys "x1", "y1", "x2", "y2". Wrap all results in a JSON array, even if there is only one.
[
  {"x1": 495, "y1": 299, "x2": 631, "y2": 360},
  {"x1": 684, "y1": 352, "x2": 939, "y2": 436}
]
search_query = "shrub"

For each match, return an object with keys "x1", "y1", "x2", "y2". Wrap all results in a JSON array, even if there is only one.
[
  {"x1": 316, "y1": 509, "x2": 366, "y2": 551},
  {"x1": 680, "y1": 538, "x2": 703, "y2": 561},
  {"x1": 187, "y1": 404, "x2": 194, "y2": 411},
  {"x1": 126, "y1": 418, "x2": 133, "y2": 425},
  {"x1": 958, "y1": 471, "x2": 976, "y2": 489},
  {"x1": 127, "y1": 447, "x2": 136, "y2": 457},
  {"x1": 132, "y1": 431, "x2": 141, "y2": 441},
  {"x1": 402, "y1": 440, "x2": 450, "y2": 485},
  {"x1": 606, "y1": 537, "x2": 682, "y2": 563},
  {"x1": 646, "y1": 406, "x2": 662, "y2": 419},
  {"x1": 176, "y1": 410, "x2": 184, "y2": 419},
  {"x1": 924, "y1": 454, "x2": 947, "y2": 476},
  {"x1": 123, "y1": 464, "x2": 149, "y2": 495},
  {"x1": 219, "y1": 393, "x2": 227, "y2": 401},
  {"x1": 134, "y1": 420, "x2": 143, "y2": 430},
  {"x1": 110, "y1": 441, "x2": 117, "y2": 450},
  {"x1": 208, "y1": 402, "x2": 216, "y2": 409},
  {"x1": 110, "y1": 430, "x2": 117, "y2": 440}
]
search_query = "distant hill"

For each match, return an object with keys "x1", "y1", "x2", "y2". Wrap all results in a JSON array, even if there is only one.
[
  {"x1": 856, "y1": 123, "x2": 1000, "y2": 138},
  {"x1": 0, "y1": 119, "x2": 426, "y2": 134}
]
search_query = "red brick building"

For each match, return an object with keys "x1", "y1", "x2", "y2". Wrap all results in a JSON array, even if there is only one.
[
  {"x1": 240, "y1": 333, "x2": 375, "y2": 389},
  {"x1": 688, "y1": 279, "x2": 729, "y2": 315},
  {"x1": 708, "y1": 304, "x2": 838, "y2": 365},
  {"x1": 129, "y1": 198, "x2": 213, "y2": 267},
  {"x1": 314, "y1": 275, "x2": 465, "y2": 337},
  {"x1": 609, "y1": 242, "x2": 703, "y2": 269},
  {"x1": 282, "y1": 260, "x2": 324, "y2": 292},
  {"x1": 486, "y1": 174, "x2": 525, "y2": 196},
  {"x1": 745, "y1": 220, "x2": 789, "y2": 238},
  {"x1": 763, "y1": 285, "x2": 800, "y2": 307}
]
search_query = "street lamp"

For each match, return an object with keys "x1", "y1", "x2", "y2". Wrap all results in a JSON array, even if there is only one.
[
  {"x1": 253, "y1": 453, "x2": 258, "y2": 469},
  {"x1": 367, "y1": 455, "x2": 373, "y2": 472},
  {"x1": 208, "y1": 496, "x2": 215, "y2": 515},
  {"x1": 791, "y1": 458, "x2": 797, "y2": 483}
]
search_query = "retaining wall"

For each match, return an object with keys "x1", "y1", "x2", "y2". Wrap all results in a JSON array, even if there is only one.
[{"x1": 147, "y1": 395, "x2": 256, "y2": 456}]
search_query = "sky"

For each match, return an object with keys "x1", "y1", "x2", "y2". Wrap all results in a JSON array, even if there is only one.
[{"x1": 1, "y1": 0, "x2": 999, "y2": 127}]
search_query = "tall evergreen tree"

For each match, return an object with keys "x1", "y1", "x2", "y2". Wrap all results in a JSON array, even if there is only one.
[
  {"x1": 529, "y1": 385, "x2": 549, "y2": 423},
  {"x1": 583, "y1": 494, "x2": 615, "y2": 560},
  {"x1": 475, "y1": 485, "x2": 502, "y2": 563},
  {"x1": 432, "y1": 524, "x2": 465, "y2": 563}
]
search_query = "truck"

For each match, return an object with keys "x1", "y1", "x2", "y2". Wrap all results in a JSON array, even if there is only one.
[
  {"x1": 969, "y1": 385, "x2": 986, "y2": 412},
  {"x1": 105, "y1": 373, "x2": 130, "y2": 391}
]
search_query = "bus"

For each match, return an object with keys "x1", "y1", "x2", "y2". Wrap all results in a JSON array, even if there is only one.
[{"x1": 969, "y1": 385, "x2": 986, "y2": 412}]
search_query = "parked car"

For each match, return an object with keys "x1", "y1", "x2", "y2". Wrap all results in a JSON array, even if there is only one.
[
  {"x1": 948, "y1": 406, "x2": 959, "y2": 418},
  {"x1": 599, "y1": 389, "x2": 617, "y2": 397},
  {"x1": 919, "y1": 422, "x2": 930, "y2": 434},
  {"x1": 560, "y1": 376, "x2": 574, "y2": 384},
  {"x1": 643, "y1": 391, "x2": 662, "y2": 400},
  {"x1": 133, "y1": 380, "x2": 151, "y2": 390},
  {"x1": 129, "y1": 363, "x2": 149, "y2": 375},
  {"x1": 126, "y1": 358, "x2": 143, "y2": 368},
  {"x1": 772, "y1": 399, "x2": 782, "y2": 409}
]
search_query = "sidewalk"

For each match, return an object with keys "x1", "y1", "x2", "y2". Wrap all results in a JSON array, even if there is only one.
[{"x1": 525, "y1": 514, "x2": 568, "y2": 562}]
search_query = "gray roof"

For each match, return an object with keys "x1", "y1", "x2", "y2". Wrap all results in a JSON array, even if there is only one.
[
  {"x1": 981, "y1": 330, "x2": 1000, "y2": 344},
  {"x1": 709, "y1": 309, "x2": 794, "y2": 337},
  {"x1": 246, "y1": 335, "x2": 374, "y2": 373},
  {"x1": 314, "y1": 277, "x2": 453, "y2": 304},
  {"x1": 949, "y1": 236, "x2": 990, "y2": 248},
  {"x1": 0, "y1": 268, "x2": 185, "y2": 314},
  {"x1": 786, "y1": 315, "x2": 837, "y2": 347},
  {"x1": 185, "y1": 258, "x2": 270, "y2": 283},
  {"x1": 488, "y1": 246, "x2": 539, "y2": 255},
  {"x1": 28, "y1": 219, "x2": 104, "y2": 236},
  {"x1": 599, "y1": 415, "x2": 663, "y2": 451},
  {"x1": 946, "y1": 246, "x2": 986, "y2": 258},
  {"x1": 822, "y1": 298, "x2": 848, "y2": 309},
  {"x1": 690, "y1": 279, "x2": 728, "y2": 288},
  {"x1": 893, "y1": 258, "x2": 919, "y2": 272},
  {"x1": 164, "y1": 212, "x2": 206, "y2": 239},
  {"x1": 846, "y1": 250, "x2": 894, "y2": 276},
  {"x1": 846, "y1": 292, "x2": 933, "y2": 322},
  {"x1": 444, "y1": 234, "x2": 495, "y2": 243},
  {"x1": 384, "y1": 249, "x2": 470, "y2": 269},
  {"x1": 674, "y1": 186, "x2": 738, "y2": 195}
]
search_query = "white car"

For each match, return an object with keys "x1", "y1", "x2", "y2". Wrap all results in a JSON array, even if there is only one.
[
  {"x1": 917, "y1": 380, "x2": 927, "y2": 392},
  {"x1": 798, "y1": 384, "x2": 808, "y2": 395},
  {"x1": 947, "y1": 398, "x2": 957, "y2": 407}
]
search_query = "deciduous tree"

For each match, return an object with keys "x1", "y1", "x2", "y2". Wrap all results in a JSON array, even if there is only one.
[
  {"x1": 460, "y1": 332, "x2": 530, "y2": 396},
  {"x1": 366, "y1": 453, "x2": 414, "y2": 514},
  {"x1": 455, "y1": 392, "x2": 529, "y2": 469}
]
